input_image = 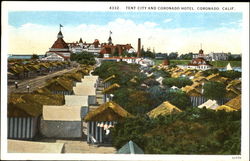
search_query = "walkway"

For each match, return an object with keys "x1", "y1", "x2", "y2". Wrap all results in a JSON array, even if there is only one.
[{"x1": 8, "y1": 67, "x2": 78, "y2": 94}]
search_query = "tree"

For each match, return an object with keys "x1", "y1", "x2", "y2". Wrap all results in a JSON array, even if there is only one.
[
  {"x1": 31, "y1": 54, "x2": 39, "y2": 60},
  {"x1": 203, "y1": 81, "x2": 226, "y2": 100},
  {"x1": 168, "y1": 52, "x2": 178, "y2": 60},
  {"x1": 202, "y1": 68, "x2": 219, "y2": 77},
  {"x1": 70, "y1": 51, "x2": 96, "y2": 65},
  {"x1": 113, "y1": 47, "x2": 119, "y2": 56},
  {"x1": 162, "y1": 77, "x2": 193, "y2": 88},
  {"x1": 219, "y1": 70, "x2": 241, "y2": 80},
  {"x1": 164, "y1": 90, "x2": 192, "y2": 110}
]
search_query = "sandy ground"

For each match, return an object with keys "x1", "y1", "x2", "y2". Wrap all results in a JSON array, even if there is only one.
[{"x1": 38, "y1": 139, "x2": 116, "y2": 153}]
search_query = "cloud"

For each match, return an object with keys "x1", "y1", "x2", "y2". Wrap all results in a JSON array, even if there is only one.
[
  {"x1": 143, "y1": 21, "x2": 159, "y2": 28},
  {"x1": 8, "y1": 18, "x2": 242, "y2": 54},
  {"x1": 220, "y1": 20, "x2": 242, "y2": 29},
  {"x1": 163, "y1": 18, "x2": 172, "y2": 23}
]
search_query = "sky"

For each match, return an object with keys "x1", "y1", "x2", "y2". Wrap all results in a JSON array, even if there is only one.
[{"x1": 8, "y1": 11, "x2": 242, "y2": 54}]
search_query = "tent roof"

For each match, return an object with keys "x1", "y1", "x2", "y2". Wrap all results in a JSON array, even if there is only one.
[
  {"x1": 147, "y1": 101, "x2": 182, "y2": 118},
  {"x1": 206, "y1": 73, "x2": 220, "y2": 80},
  {"x1": 84, "y1": 101, "x2": 133, "y2": 121},
  {"x1": 215, "y1": 105, "x2": 237, "y2": 112},
  {"x1": 225, "y1": 95, "x2": 241, "y2": 110},
  {"x1": 8, "y1": 93, "x2": 64, "y2": 117},
  {"x1": 103, "y1": 75, "x2": 116, "y2": 83},
  {"x1": 33, "y1": 87, "x2": 52, "y2": 94},
  {"x1": 73, "y1": 85, "x2": 96, "y2": 95},
  {"x1": 198, "y1": 99, "x2": 219, "y2": 110},
  {"x1": 116, "y1": 140, "x2": 144, "y2": 154},
  {"x1": 181, "y1": 86, "x2": 201, "y2": 96},
  {"x1": 46, "y1": 78, "x2": 73, "y2": 91},
  {"x1": 102, "y1": 83, "x2": 120, "y2": 94},
  {"x1": 43, "y1": 105, "x2": 82, "y2": 121},
  {"x1": 63, "y1": 73, "x2": 82, "y2": 82}
]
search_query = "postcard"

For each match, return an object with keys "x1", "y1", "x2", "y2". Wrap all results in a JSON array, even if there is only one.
[{"x1": 1, "y1": 1, "x2": 249, "y2": 161}]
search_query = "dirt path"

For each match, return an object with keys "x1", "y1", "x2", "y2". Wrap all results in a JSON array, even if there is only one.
[
  {"x1": 38, "y1": 139, "x2": 116, "y2": 153},
  {"x1": 8, "y1": 67, "x2": 78, "y2": 94}
]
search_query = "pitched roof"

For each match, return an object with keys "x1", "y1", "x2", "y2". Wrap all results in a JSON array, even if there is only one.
[
  {"x1": 102, "y1": 83, "x2": 120, "y2": 94},
  {"x1": 147, "y1": 101, "x2": 182, "y2": 118},
  {"x1": 50, "y1": 38, "x2": 69, "y2": 49},
  {"x1": 198, "y1": 99, "x2": 219, "y2": 110},
  {"x1": 63, "y1": 73, "x2": 82, "y2": 82},
  {"x1": 84, "y1": 101, "x2": 133, "y2": 121},
  {"x1": 116, "y1": 140, "x2": 144, "y2": 154},
  {"x1": 8, "y1": 93, "x2": 64, "y2": 117},
  {"x1": 206, "y1": 73, "x2": 220, "y2": 81},
  {"x1": 225, "y1": 95, "x2": 241, "y2": 110},
  {"x1": 215, "y1": 105, "x2": 237, "y2": 112},
  {"x1": 103, "y1": 75, "x2": 116, "y2": 83},
  {"x1": 33, "y1": 87, "x2": 52, "y2": 94},
  {"x1": 181, "y1": 86, "x2": 202, "y2": 96},
  {"x1": 45, "y1": 78, "x2": 73, "y2": 91},
  {"x1": 192, "y1": 76, "x2": 207, "y2": 83}
]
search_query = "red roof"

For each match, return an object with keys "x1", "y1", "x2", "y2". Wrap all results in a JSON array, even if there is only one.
[
  {"x1": 51, "y1": 38, "x2": 69, "y2": 49},
  {"x1": 103, "y1": 57, "x2": 139, "y2": 60},
  {"x1": 188, "y1": 57, "x2": 212, "y2": 66}
]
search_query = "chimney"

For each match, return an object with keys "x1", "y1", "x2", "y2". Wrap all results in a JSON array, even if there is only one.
[{"x1": 137, "y1": 38, "x2": 141, "y2": 57}]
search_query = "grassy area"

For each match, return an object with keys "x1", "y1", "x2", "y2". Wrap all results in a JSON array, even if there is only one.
[
  {"x1": 210, "y1": 61, "x2": 241, "y2": 67},
  {"x1": 153, "y1": 59, "x2": 241, "y2": 67}
]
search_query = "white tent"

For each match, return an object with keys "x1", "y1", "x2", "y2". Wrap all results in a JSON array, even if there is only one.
[
  {"x1": 156, "y1": 77, "x2": 164, "y2": 85},
  {"x1": 65, "y1": 95, "x2": 89, "y2": 107},
  {"x1": 198, "y1": 99, "x2": 219, "y2": 110},
  {"x1": 226, "y1": 63, "x2": 233, "y2": 71},
  {"x1": 43, "y1": 105, "x2": 82, "y2": 121},
  {"x1": 73, "y1": 86, "x2": 96, "y2": 96},
  {"x1": 84, "y1": 75, "x2": 99, "y2": 82},
  {"x1": 171, "y1": 86, "x2": 179, "y2": 90}
]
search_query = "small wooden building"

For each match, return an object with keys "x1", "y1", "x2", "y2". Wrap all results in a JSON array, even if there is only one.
[
  {"x1": 7, "y1": 93, "x2": 64, "y2": 140},
  {"x1": 84, "y1": 101, "x2": 133, "y2": 144},
  {"x1": 147, "y1": 101, "x2": 182, "y2": 118},
  {"x1": 41, "y1": 105, "x2": 84, "y2": 138}
]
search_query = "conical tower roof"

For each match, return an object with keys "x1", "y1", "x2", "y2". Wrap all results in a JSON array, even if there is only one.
[{"x1": 50, "y1": 31, "x2": 69, "y2": 49}]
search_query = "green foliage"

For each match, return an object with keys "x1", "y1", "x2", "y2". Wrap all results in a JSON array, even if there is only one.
[
  {"x1": 202, "y1": 68, "x2": 219, "y2": 77},
  {"x1": 141, "y1": 48, "x2": 155, "y2": 58},
  {"x1": 164, "y1": 90, "x2": 192, "y2": 110},
  {"x1": 179, "y1": 53, "x2": 193, "y2": 60},
  {"x1": 162, "y1": 77, "x2": 193, "y2": 88},
  {"x1": 203, "y1": 81, "x2": 226, "y2": 100},
  {"x1": 70, "y1": 52, "x2": 96, "y2": 65},
  {"x1": 113, "y1": 47, "x2": 119, "y2": 56},
  {"x1": 31, "y1": 54, "x2": 39, "y2": 60},
  {"x1": 210, "y1": 61, "x2": 241, "y2": 67},
  {"x1": 94, "y1": 61, "x2": 142, "y2": 86},
  {"x1": 112, "y1": 108, "x2": 241, "y2": 154},
  {"x1": 153, "y1": 69, "x2": 171, "y2": 78},
  {"x1": 113, "y1": 88, "x2": 155, "y2": 115},
  {"x1": 219, "y1": 70, "x2": 241, "y2": 80},
  {"x1": 111, "y1": 115, "x2": 152, "y2": 150}
]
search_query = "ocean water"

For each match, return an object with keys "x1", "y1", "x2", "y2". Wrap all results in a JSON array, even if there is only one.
[
  {"x1": 218, "y1": 67, "x2": 242, "y2": 72},
  {"x1": 8, "y1": 55, "x2": 44, "y2": 59}
]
